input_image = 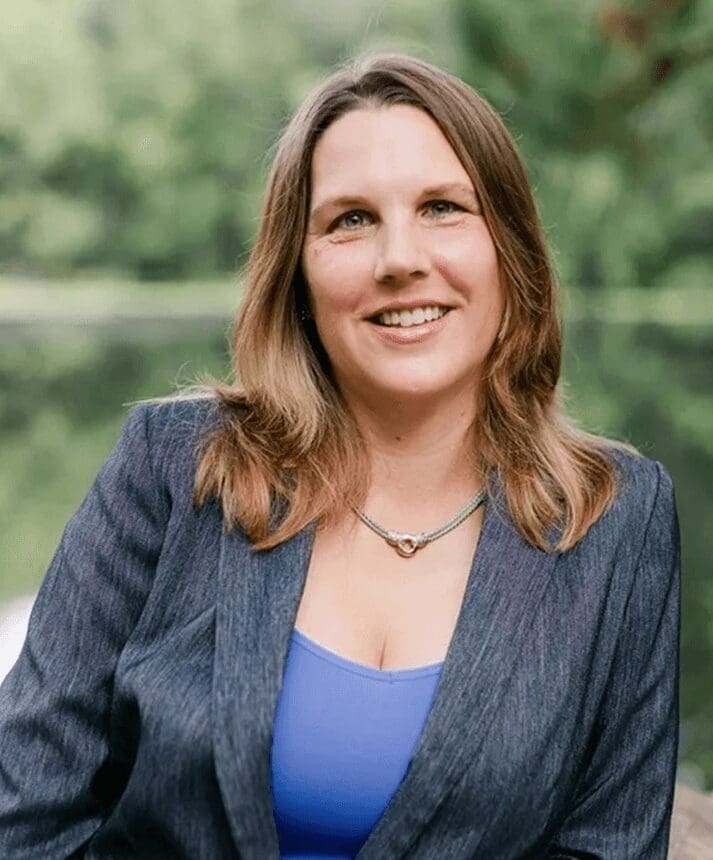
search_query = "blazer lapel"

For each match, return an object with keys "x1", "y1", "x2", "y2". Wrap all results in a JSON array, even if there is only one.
[
  {"x1": 212, "y1": 486, "x2": 559, "y2": 860},
  {"x1": 213, "y1": 516, "x2": 316, "y2": 859},
  {"x1": 356, "y1": 492, "x2": 560, "y2": 859}
]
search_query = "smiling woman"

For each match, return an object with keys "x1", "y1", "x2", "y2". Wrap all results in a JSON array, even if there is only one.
[
  {"x1": 302, "y1": 106, "x2": 503, "y2": 404},
  {"x1": 0, "y1": 53, "x2": 680, "y2": 859}
]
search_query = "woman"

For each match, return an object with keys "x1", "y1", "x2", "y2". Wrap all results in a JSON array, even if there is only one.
[{"x1": 0, "y1": 53, "x2": 680, "y2": 859}]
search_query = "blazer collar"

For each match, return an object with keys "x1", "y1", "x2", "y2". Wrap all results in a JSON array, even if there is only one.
[{"x1": 212, "y1": 489, "x2": 560, "y2": 859}]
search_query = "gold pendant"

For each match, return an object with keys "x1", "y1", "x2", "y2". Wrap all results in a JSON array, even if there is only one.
[{"x1": 386, "y1": 533, "x2": 427, "y2": 558}]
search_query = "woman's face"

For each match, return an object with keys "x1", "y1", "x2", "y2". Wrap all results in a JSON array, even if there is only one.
[{"x1": 301, "y1": 105, "x2": 504, "y2": 410}]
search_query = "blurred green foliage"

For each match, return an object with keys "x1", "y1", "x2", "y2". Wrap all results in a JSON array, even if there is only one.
[
  {"x1": 0, "y1": 0, "x2": 711, "y2": 789},
  {"x1": 0, "y1": 0, "x2": 459, "y2": 277},
  {"x1": 455, "y1": 0, "x2": 712, "y2": 293},
  {"x1": 1, "y1": 0, "x2": 710, "y2": 286}
]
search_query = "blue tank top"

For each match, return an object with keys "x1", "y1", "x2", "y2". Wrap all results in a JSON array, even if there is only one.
[{"x1": 270, "y1": 627, "x2": 443, "y2": 859}]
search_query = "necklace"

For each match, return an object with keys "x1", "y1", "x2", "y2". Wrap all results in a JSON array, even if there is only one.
[{"x1": 354, "y1": 488, "x2": 486, "y2": 558}]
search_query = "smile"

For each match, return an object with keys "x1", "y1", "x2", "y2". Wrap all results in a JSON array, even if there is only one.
[
  {"x1": 367, "y1": 306, "x2": 453, "y2": 345},
  {"x1": 373, "y1": 305, "x2": 451, "y2": 328}
]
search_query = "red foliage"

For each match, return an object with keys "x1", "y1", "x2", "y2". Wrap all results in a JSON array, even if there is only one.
[
  {"x1": 600, "y1": 9, "x2": 649, "y2": 45},
  {"x1": 653, "y1": 56, "x2": 674, "y2": 83}
]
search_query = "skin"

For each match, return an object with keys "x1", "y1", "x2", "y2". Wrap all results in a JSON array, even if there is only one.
[{"x1": 301, "y1": 105, "x2": 505, "y2": 521}]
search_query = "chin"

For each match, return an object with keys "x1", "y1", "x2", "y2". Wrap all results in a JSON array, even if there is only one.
[{"x1": 373, "y1": 377, "x2": 464, "y2": 401}]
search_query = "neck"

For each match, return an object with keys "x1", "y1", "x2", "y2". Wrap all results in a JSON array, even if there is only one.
[{"x1": 345, "y1": 385, "x2": 484, "y2": 515}]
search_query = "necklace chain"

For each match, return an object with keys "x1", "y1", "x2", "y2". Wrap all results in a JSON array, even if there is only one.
[{"x1": 354, "y1": 488, "x2": 486, "y2": 558}]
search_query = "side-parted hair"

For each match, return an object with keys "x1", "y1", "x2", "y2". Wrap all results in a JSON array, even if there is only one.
[{"x1": 157, "y1": 52, "x2": 636, "y2": 552}]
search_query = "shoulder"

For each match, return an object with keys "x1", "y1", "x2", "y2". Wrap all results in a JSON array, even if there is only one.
[
  {"x1": 581, "y1": 445, "x2": 678, "y2": 568},
  {"x1": 137, "y1": 394, "x2": 224, "y2": 451},
  {"x1": 605, "y1": 446, "x2": 676, "y2": 526},
  {"x1": 120, "y1": 394, "x2": 226, "y2": 493}
]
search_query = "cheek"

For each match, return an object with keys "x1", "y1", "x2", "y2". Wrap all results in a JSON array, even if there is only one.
[
  {"x1": 304, "y1": 247, "x2": 367, "y2": 318},
  {"x1": 433, "y1": 229, "x2": 501, "y2": 303}
]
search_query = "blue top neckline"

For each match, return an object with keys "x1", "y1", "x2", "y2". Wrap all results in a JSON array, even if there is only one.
[{"x1": 291, "y1": 627, "x2": 444, "y2": 682}]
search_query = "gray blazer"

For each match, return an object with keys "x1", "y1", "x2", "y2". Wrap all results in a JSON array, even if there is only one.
[{"x1": 0, "y1": 398, "x2": 680, "y2": 859}]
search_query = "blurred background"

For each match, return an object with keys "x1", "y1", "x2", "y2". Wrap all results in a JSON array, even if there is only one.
[{"x1": 0, "y1": 0, "x2": 711, "y2": 789}]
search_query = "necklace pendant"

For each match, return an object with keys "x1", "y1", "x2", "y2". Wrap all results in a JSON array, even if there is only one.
[
  {"x1": 386, "y1": 532, "x2": 427, "y2": 558},
  {"x1": 354, "y1": 489, "x2": 485, "y2": 561}
]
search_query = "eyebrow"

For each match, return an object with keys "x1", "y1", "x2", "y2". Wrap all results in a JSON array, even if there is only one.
[
  {"x1": 308, "y1": 182, "x2": 479, "y2": 225},
  {"x1": 420, "y1": 182, "x2": 479, "y2": 204}
]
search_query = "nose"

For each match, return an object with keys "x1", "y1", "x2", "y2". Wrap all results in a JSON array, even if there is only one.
[{"x1": 373, "y1": 218, "x2": 430, "y2": 284}]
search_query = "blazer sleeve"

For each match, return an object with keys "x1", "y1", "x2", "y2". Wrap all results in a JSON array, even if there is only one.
[
  {"x1": 548, "y1": 461, "x2": 681, "y2": 859},
  {"x1": 0, "y1": 404, "x2": 169, "y2": 859}
]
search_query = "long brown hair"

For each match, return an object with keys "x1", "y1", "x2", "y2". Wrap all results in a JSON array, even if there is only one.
[{"x1": 165, "y1": 52, "x2": 635, "y2": 552}]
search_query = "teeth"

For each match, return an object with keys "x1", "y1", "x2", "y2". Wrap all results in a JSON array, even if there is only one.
[{"x1": 378, "y1": 305, "x2": 448, "y2": 327}]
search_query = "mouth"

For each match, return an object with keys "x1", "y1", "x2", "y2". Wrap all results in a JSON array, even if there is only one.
[{"x1": 368, "y1": 305, "x2": 453, "y2": 328}]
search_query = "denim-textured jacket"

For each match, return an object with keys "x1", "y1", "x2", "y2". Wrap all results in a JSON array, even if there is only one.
[{"x1": 0, "y1": 397, "x2": 680, "y2": 858}]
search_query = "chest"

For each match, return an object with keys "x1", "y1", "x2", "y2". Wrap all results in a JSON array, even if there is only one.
[
  {"x1": 293, "y1": 508, "x2": 484, "y2": 671},
  {"x1": 107, "y1": 503, "x2": 626, "y2": 857}
]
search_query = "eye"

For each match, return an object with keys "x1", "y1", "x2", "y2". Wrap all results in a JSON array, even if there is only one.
[
  {"x1": 425, "y1": 200, "x2": 462, "y2": 217},
  {"x1": 331, "y1": 210, "x2": 372, "y2": 231}
]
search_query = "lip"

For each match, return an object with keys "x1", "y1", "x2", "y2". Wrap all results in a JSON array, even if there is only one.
[
  {"x1": 367, "y1": 308, "x2": 453, "y2": 345},
  {"x1": 366, "y1": 299, "x2": 454, "y2": 318}
]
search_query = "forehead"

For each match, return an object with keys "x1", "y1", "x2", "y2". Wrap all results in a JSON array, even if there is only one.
[{"x1": 309, "y1": 105, "x2": 470, "y2": 190}]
